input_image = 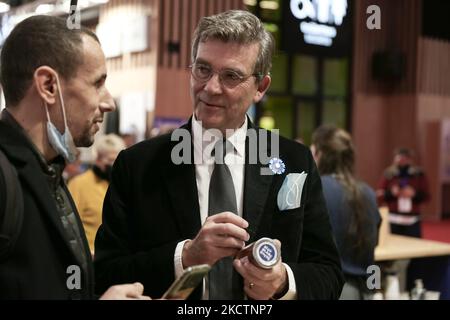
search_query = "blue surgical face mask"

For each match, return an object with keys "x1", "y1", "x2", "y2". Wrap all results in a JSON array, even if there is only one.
[{"x1": 44, "y1": 76, "x2": 78, "y2": 163}]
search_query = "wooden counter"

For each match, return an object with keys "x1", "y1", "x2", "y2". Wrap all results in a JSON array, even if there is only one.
[{"x1": 375, "y1": 234, "x2": 450, "y2": 261}]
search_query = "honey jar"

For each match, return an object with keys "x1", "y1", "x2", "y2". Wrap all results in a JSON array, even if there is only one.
[{"x1": 236, "y1": 237, "x2": 280, "y2": 269}]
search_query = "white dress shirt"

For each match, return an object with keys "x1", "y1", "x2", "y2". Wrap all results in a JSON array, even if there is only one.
[{"x1": 174, "y1": 115, "x2": 297, "y2": 300}]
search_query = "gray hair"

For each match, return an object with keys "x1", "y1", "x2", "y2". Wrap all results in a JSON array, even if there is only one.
[
  {"x1": 191, "y1": 10, "x2": 275, "y2": 79},
  {"x1": 94, "y1": 134, "x2": 125, "y2": 157}
]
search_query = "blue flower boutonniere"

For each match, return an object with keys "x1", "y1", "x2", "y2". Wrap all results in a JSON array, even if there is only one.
[{"x1": 269, "y1": 157, "x2": 286, "y2": 175}]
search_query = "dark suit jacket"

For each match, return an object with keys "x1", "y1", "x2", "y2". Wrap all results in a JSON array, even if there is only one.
[
  {"x1": 95, "y1": 120, "x2": 344, "y2": 299},
  {"x1": 0, "y1": 121, "x2": 94, "y2": 299}
]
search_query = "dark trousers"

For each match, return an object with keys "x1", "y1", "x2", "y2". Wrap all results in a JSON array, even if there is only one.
[
  {"x1": 390, "y1": 221, "x2": 422, "y2": 238},
  {"x1": 390, "y1": 221, "x2": 429, "y2": 293}
]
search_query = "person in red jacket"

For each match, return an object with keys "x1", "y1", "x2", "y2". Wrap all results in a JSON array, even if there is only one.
[{"x1": 376, "y1": 148, "x2": 430, "y2": 238}]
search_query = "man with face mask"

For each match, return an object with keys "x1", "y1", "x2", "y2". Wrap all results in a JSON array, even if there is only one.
[
  {"x1": 376, "y1": 148, "x2": 430, "y2": 238},
  {"x1": 68, "y1": 134, "x2": 125, "y2": 255},
  {"x1": 0, "y1": 15, "x2": 149, "y2": 299}
]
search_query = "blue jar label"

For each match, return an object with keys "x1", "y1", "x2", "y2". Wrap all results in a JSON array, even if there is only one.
[{"x1": 254, "y1": 239, "x2": 279, "y2": 268}]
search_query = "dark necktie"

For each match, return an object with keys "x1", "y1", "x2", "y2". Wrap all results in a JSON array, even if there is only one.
[{"x1": 208, "y1": 139, "x2": 243, "y2": 300}]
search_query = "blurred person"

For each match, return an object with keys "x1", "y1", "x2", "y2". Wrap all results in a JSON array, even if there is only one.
[
  {"x1": 68, "y1": 134, "x2": 125, "y2": 255},
  {"x1": 376, "y1": 148, "x2": 430, "y2": 238},
  {"x1": 150, "y1": 124, "x2": 179, "y2": 138},
  {"x1": 0, "y1": 15, "x2": 149, "y2": 300},
  {"x1": 62, "y1": 149, "x2": 84, "y2": 183},
  {"x1": 120, "y1": 132, "x2": 137, "y2": 148},
  {"x1": 311, "y1": 125, "x2": 381, "y2": 300},
  {"x1": 95, "y1": 10, "x2": 344, "y2": 300}
]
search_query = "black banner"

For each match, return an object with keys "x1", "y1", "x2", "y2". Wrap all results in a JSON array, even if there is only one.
[{"x1": 281, "y1": 0, "x2": 353, "y2": 57}]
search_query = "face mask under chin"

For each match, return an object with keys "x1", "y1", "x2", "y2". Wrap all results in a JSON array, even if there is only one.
[
  {"x1": 44, "y1": 76, "x2": 78, "y2": 163},
  {"x1": 46, "y1": 121, "x2": 77, "y2": 162}
]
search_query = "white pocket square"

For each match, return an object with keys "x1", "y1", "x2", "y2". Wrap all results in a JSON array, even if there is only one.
[{"x1": 277, "y1": 172, "x2": 307, "y2": 211}]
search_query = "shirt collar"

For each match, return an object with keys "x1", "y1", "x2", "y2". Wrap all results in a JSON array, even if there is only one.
[{"x1": 192, "y1": 114, "x2": 247, "y2": 160}]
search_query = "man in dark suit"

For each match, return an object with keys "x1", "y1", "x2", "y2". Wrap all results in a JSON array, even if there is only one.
[
  {"x1": 0, "y1": 15, "x2": 149, "y2": 300},
  {"x1": 95, "y1": 10, "x2": 344, "y2": 300}
]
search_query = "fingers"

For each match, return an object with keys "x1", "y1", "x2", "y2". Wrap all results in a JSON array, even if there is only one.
[
  {"x1": 233, "y1": 257, "x2": 276, "y2": 282},
  {"x1": 182, "y1": 235, "x2": 243, "y2": 267},
  {"x1": 273, "y1": 239, "x2": 281, "y2": 250},
  {"x1": 212, "y1": 234, "x2": 246, "y2": 250},
  {"x1": 233, "y1": 258, "x2": 261, "y2": 283},
  {"x1": 243, "y1": 280, "x2": 269, "y2": 300},
  {"x1": 183, "y1": 212, "x2": 250, "y2": 267},
  {"x1": 100, "y1": 282, "x2": 151, "y2": 300},
  {"x1": 208, "y1": 212, "x2": 249, "y2": 229},
  {"x1": 233, "y1": 240, "x2": 286, "y2": 301},
  {"x1": 126, "y1": 282, "x2": 145, "y2": 298},
  {"x1": 201, "y1": 212, "x2": 250, "y2": 249},
  {"x1": 209, "y1": 222, "x2": 250, "y2": 243},
  {"x1": 205, "y1": 212, "x2": 250, "y2": 243},
  {"x1": 273, "y1": 239, "x2": 282, "y2": 259},
  {"x1": 234, "y1": 259, "x2": 272, "y2": 300}
]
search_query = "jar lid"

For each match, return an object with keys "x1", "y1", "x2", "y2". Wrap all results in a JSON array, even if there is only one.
[{"x1": 252, "y1": 238, "x2": 280, "y2": 269}]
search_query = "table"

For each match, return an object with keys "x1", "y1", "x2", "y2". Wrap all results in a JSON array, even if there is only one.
[
  {"x1": 374, "y1": 234, "x2": 450, "y2": 299},
  {"x1": 375, "y1": 234, "x2": 450, "y2": 261}
]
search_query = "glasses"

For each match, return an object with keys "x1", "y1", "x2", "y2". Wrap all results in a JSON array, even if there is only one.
[{"x1": 189, "y1": 63, "x2": 263, "y2": 88}]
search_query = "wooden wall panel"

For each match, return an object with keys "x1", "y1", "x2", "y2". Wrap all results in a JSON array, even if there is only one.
[
  {"x1": 353, "y1": 0, "x2": 421, "y2": 95},
  {"x1": 418, "y1": 38, "x2": 450, "y2": 96},
  {"x1": 352, "y1": 2, "x2": 450, "y2": 220},
  {"x1": 180, "y1": 0, "x2": 191, "y2": 68},
  {"x1": 155, "y1": 0, "x2": 245, "y2": 119},
  {"x1": 353, "y1": 93, "x2": 418, "y2": 188},
  {"x1": 157, "y1": 0, "x2": 245, "y2": 69},
  {"x1": 352, "y1": 0, "x2": 422, "y2": 188}
]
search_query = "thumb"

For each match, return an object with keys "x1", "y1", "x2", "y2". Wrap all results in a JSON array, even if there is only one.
[
  {"x1": 128, "y1": 282, "x2": 145, "y2": 297},
  {"x1": 273, "y1": 239, "x2": 282, "y2": 251}
]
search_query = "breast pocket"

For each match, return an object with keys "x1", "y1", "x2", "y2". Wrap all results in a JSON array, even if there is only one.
[{"x1": 271, "y1": 206, "x2": 304, "y2": 248}]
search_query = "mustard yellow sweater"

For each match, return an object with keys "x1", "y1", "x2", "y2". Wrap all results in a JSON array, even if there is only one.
[{"x1": 68, "y1": 169, "x2": 109, "y2": 253}]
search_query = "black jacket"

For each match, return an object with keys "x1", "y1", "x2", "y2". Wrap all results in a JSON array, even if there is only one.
[
  {"x1": 95, "y1": 120, "x2": 344, "y2": 299},
  {"x1": 0, "y1": 120, "x2": 94, "y2": 299}
]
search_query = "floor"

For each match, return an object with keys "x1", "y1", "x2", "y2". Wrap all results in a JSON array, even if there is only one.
[{"x1": 422, "y1": 219, "x2": 450, "y2": 243}]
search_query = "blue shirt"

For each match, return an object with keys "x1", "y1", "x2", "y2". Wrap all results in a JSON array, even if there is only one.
[{"x1": 321, "y1": 175, "x2": 381, "y2": 276}]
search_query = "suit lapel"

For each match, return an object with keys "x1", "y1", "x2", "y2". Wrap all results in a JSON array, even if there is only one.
[
  {"x1": 243, "y1": 163, "x2": 273, "y2": 242},
  {"x1": 163, "y1": 121, "x2": 202, "y2": 239},
  {"x1": 243, "y1": 121, "x2": 274, "y2": 242},
  {"x1": 164, "y1": 162, "x2": 202, "y2": 239}
]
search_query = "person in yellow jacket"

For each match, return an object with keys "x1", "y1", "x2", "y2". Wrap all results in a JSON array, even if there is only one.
[{"x1": 68, "y1": 134, "x2": 125, "y2": 255}]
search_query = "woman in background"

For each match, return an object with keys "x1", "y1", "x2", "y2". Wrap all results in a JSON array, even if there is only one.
[{"x1": 311, "y1": 125, "x2": 381, "y2": 299}]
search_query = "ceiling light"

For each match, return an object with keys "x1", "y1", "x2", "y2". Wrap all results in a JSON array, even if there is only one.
[
  {"x1": 260, "y1": 1, "x2": 279, "y2": 10},
  {"x1": 35, "y1": 4, "x2": 55, "y2": 14},
  {"x1": 0, "y1": 2, "x2": 10, "y2": 13},
  {"x1": 244, "y1": 0, "x2": 257, "y2": 6}
]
